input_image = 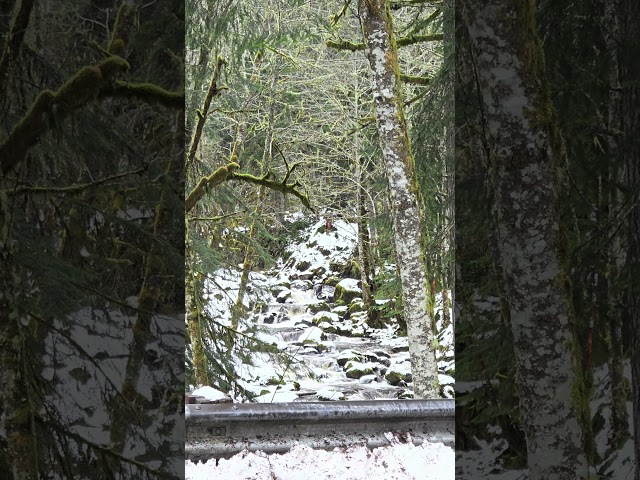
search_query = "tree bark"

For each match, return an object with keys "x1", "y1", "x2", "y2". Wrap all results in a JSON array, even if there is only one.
[
  {"x1": 360, "y1": 0, "x2": 439, "y2": 398},
  {"x1": 460, "y1": 1, "x2": 589, "y2": 478},
  {"x1": 618, "y1": 0, "x2": 640, "y2": 476}
]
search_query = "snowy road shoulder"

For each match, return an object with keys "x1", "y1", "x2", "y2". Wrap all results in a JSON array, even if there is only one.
[{"x1": 185, "y1": 437, "x2": 454, "y2": 480}]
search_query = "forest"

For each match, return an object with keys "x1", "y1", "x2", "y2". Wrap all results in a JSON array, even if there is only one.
[
  {"x1": 184, "y1": 0, "x2": 453, "y2": 406},
  {"x1": 0, "y1": 0, "x2": 638, "y2": 479}
]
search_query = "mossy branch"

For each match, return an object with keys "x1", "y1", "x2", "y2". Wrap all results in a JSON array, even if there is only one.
[
  {"x1": 108, "y1": 3, "x2": 137, "y2": 55},
  {"x1": 101, "y1": 81, "x2": 184, "y2": 108},
  {"x1": 397, "y1": 33, "x2": 443, "y2": 47},
  {"x1": 326, "y1": 38, "x2": 365, "y2": 52},
  {"x1": 185, "y1": 163, "x2": 240, "y2": 213},
  {"x1": 400, "y1": 74, "x2": 432, "y2": 85},
  {"x1": 327, "y1": 33, "x2": 442, "y2": 52},
  {"x1": 329, "y1": 0, "x2": 353, "y2": 26},
  {"x1": 233, "y1": 171, "x2": 313, "y2": 212},
  {"x1": 0, "y1": 56, "x2": 131, "y2": 175},
  {"x1": 185, "y1": 160, "x2": 314, "y2": 214},
  {"x1": 186, "y1": 56, "x2": 227, "y2": 171},
  {"x1": 390, "y1": 0, "x2": 441, "y2": 9}
]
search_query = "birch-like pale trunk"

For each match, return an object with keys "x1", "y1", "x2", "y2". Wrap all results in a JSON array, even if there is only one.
[
  {"x1": 360, "y1": 0, "x2": 439, "y2": 398},
  {"x1": 460, "y1": 1, "x2": 589, "y2": 478}
]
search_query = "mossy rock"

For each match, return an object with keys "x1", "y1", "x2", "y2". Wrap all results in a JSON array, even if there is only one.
[
  {"x1": 331, "y1": 305, "x2": 349, "y2": 317},
  {"x1": 345, "y1": 363, "x2": 375, "y2": 379},
  {"x1": 325, "y1": 276, "x2": 341, "y2": 287},
  {"x1": 308, "y1": 302, "x2": 330, "y2": 314},
  {"x1": 296, "y1": 260, "x2": 311, "y2": 271},
  {"x1": 312, "y1": 311, "x2": 339, "y2": 324},
  {"x1": 333, "y1": 279, "x2": 362, "y2": 305},
  {"x1": 384, "y1": 370, "x2": 411, "y2": 385},
  {"x1": 348, "y1": 299, "x2": 366, "y2": 315}
]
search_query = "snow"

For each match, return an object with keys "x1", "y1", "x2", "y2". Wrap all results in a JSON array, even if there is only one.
[
  {"x1": 192, "y1": 386, "x2": 227, "y2": 402},
  {"x1": 186, "y1": 438, "x2": 454, "y2": 480}
]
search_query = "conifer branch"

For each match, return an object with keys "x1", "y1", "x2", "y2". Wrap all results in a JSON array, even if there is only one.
[{"x1": 8, "y1": 166, "x2": 148, "y2": 194}]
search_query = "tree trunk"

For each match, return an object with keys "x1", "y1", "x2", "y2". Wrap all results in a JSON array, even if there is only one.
[
  {"x1": 360, "y1": 0, "x2": 439, "y2": 398},
  {"x1": 618, "y1": 0, "x2": 640, "y2": 476},
  {"x1": 356, "y1": 156, "x2": 373, "y2": 312},
  {"x1": 460, "y1": 1, "x2": 589, "y2": 478},
  {"x1": 602, "y1": 0, "x2": 630, "y2": 447}
]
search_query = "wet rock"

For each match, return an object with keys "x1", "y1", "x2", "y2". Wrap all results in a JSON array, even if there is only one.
[
  {"x1": 316, "y1": 341, "x2": 335, "y2": 353},
  {"x1": 276, "y1": 289, "x2": 291, "y2": 303},
  {"x1": 336, "y1": 350, "x2": 362, "y2": 367},
  {"x1": 372, "y1": 349, "x2": 391, "y2": 359},
  {"x1": 384, "y1": 369, "x2": 412, "y2": 385},
  {"x1": 312, "y1": 266, "x2": 326, "y2": 277},
  {"x1": 270, "y1": 284, "x2": 289, "y2": 296},
  {"x1": 398, "y1": 389, "x2": 414, "y2": 399},
  {"x1": 290, "y1": 279, "x2": 313, "y2": 290},
  {"x1": 315, "y1": 285, "x2": 335, "y2": 300}
]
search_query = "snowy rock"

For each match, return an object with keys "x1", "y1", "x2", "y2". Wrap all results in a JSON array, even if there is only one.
[
  {"x1": 336, "y1": 350, "x2": 362, "y2": 367},
  {"x1": 291, "y1": 279, "x2": 313, "y2": 290},
  {"x1": 312, "y1": 311, "x2": 339, "y2": 324},
  {"x1": 191, "y1": 386, "x2": 230, "y2": 403},
  {"x1": 359, "y1": 374, "x2": 377, "y2": 384},
  {"x1": 255, "y1": 391, "x2": 299, "y2": 403},
  {"x1": 331, "y1": 305, "x2": 349, "y2": 317},
  {"x1": 298, "y1": 326, "x2": 325, "y2": 344},
  {"x1": 345, "y1": 361, "x2": 377, "y2": 379},
  {"x1": 348, "y1": 299, "x2": 366, "y2": 315},
  {"x1": 270, "y1": 284, "x2": 289, "y2": 296},
  {"x1": 276, "y1": 289, "x2": 291, "y2": 303},
  {"x1": 315, "y1": 284, "x2": 335, "y2": 300},
  {"x1": 333, "y1": 278, "x2": 362, "y2": 305},
  {"x1": 316, "y1": 387, "x2": 346, "y2": 401}
]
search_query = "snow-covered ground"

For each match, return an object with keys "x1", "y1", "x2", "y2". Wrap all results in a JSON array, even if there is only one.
[
  {"x1": 191, "y1": 215, "x2": 454, "y2": 403},
  {"x1": 186, "y1": 436, "x2": 454, "y2": 480}
]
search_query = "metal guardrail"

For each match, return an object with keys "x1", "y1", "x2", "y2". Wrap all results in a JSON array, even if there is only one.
[{"x1": 186, "y1": 399, "x2": 455, "y2": 461}]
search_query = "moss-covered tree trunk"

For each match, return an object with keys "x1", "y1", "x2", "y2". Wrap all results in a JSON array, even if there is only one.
[
  {"x1": 186, "y1": 268, "x2": 209, "y2": 386},
  {"x1": 460, "y1": 1, "x2": 589, "y2": 478},
  {"x1": 360, "y1": 0, "x2": 439, "y2": 398}
]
